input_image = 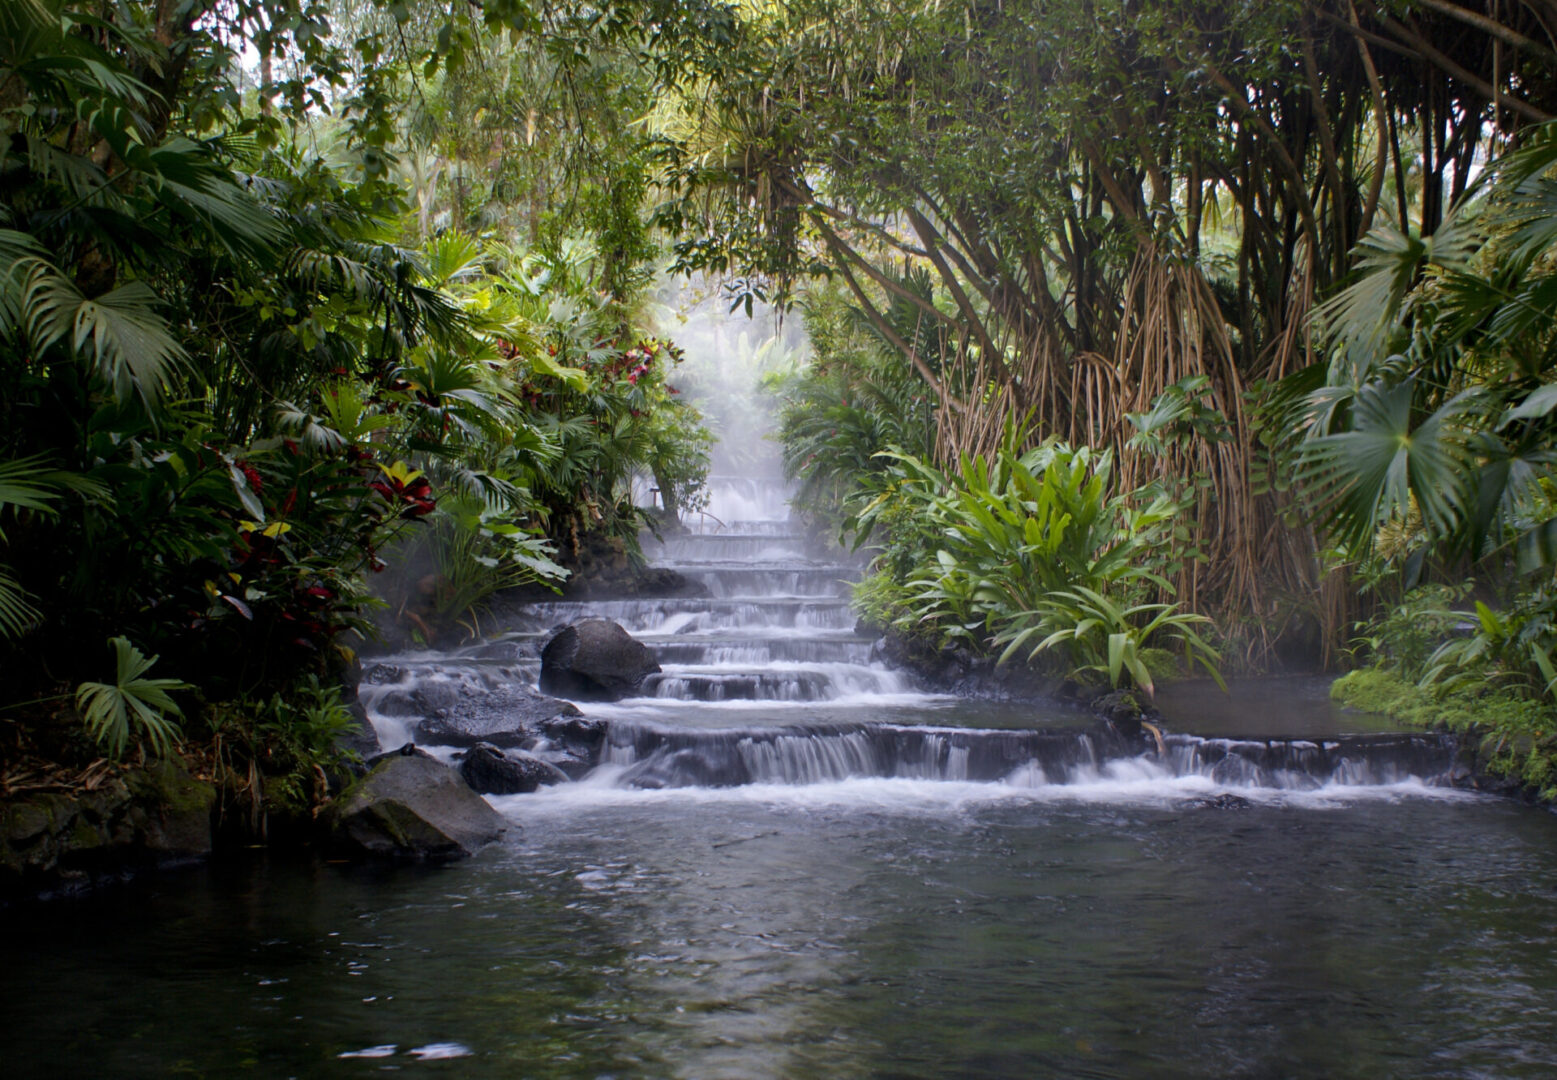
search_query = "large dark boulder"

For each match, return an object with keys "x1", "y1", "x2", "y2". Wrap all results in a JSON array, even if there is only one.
[
  {"x1": 539, "y1": 619, "x2": 660, "y2": 701},
  {"x1": 410, "y1": 683, "x2": 581, "y2": 748},
  {"x1": 324, "y1": 748, "x2": 508, "y2": 860},
  {"x1": 459, "y1": 743, "x2": 569, "y2": 795}
]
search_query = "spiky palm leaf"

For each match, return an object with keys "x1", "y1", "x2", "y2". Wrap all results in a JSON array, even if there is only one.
[
  {"x1": 75, "y1": 637, "x2": 189, "y2": 759},
  {"x1": 18, "y1": 263, "x2": 186, "y2": 404},
  {"x1": 1303, "y1": 122, "x2": 1557, "y2": 567}
]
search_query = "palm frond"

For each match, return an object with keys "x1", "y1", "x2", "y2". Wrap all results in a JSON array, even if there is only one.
[
  {"x1": 0, "y1": 566, "x2": 41, "y2": 640},
  {"x1": 18, "y1": 257, "x2": 185, "y2": 405},
  {"x1": 75, "y1": 637, "x2": 189, "y2": 759},
  {"x1": 1300, "y1": 379, "x2": 1479, "y2": 548}
]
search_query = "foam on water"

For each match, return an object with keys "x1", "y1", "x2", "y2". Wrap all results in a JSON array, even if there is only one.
[
  {"x1": 365, "y1": 473, "x2": 1472, "y2": 811},
  {"x1": 493, "y1": 766, "x2": 1478, "y2": 820},
  {"x1": 576, "y1": 690, "x2": 957, "y2": 719}
]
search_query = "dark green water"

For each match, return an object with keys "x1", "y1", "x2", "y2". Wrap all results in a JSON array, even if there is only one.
[
  {"x1": 8, "y1": 496, "x2": 1554, "y2": 1078},
  {"x1": 5, "y1": 781, "x2": 1556, "y2": 1078}
]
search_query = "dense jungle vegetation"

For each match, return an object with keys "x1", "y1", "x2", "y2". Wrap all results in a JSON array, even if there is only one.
[
  {"x1": 6, "y1": 0, "x2": 1557, "y2": 813},
  {"x1": 0, "y1": 0, "x2": 717, "y2": 818}
]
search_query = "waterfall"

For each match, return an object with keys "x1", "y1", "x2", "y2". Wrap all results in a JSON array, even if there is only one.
[{"x1": 361, "y1": 470, "x2": 1465, "y2": 799}]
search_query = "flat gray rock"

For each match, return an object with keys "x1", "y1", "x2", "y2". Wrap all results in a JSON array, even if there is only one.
[{"x1": 407, "y1": 684, "x2": 581, "y2": 748}]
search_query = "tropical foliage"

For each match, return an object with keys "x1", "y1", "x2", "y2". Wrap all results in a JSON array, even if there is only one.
[
  {"x1": 1305, "y1": 124, "x2": 1557, "y2": 798},
  {"x1": 5, "y1": 0, "x2": 1557, "y2": 807},
  {"x1": 0, "y1": 0, "x2": 710, "y2": 820},
  {"x1": 664, "y1": 0, "x2": 1557, "y2": 662},
  {"x1": 845, "y1": 418, "x2": 1221, "y2": 698}
]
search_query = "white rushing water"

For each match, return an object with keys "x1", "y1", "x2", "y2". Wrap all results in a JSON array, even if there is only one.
[
  {"x1": 499, "y1": 472, "x2": 950, "y2": 720},
  {"x1": 359, "y1": 471, "x2": 1467, "y2": 808}
]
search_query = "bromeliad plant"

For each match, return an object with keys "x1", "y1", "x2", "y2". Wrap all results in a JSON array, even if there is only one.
[{"x1": 998, "y1": 587, "x2": 1223, "y2": 702}]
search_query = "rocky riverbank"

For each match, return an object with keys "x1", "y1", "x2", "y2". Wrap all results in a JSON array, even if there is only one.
[{"x1": 1, "y1": 760, "x2": 217, "y2": 904}]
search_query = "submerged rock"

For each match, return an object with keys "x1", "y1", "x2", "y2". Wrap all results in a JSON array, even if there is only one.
[
  {"x1": 1189, "y1": 793, "x2": 1253, "y2": 811},
  {"x1": 528, "y1": 715, "x2": 608, "y2": 778},
  {"x1": 409, "y1": 683, "x2": 581, "y2": 748},
  {"x1": 539, "y1": 619, "x2": 660, "y2": 701},
  {"x1": 324, "y1": 749, "x2": 508, "y2": 860},
  {"x1": 362, "y1": 663, "x2": 407, "y2": 685},
  {"x1": 458, "y1": 742, "x2": 568, "y2": 795},
  {"x1": 868, "y1": 628, "x2": 1055, "y2": 700}
]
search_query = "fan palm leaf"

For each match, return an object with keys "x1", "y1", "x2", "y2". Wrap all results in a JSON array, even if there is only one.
[
  {"x1": 18, "y1": 261, "x2": 186, "y2": 405},
  {"x1": 1301, "y1": 379, "x2": 1479, "y2": 550}
]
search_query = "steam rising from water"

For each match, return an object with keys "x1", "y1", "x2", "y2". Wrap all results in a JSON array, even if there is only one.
[{"x1": 653, "y1": 278, "x2": 805, "y2": 482}]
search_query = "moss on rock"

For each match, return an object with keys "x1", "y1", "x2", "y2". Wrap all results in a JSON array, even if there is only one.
[{"x1": 1333, "y1": 668, "x2": 1557, "y2": 801}]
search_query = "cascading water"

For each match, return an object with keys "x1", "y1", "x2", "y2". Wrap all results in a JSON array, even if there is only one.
[
  {"x1": 15, "y1": 324, "x2": 1557, "y2": 1080},
  {"x1": 360, "y1": 470, "x2": 1464, "y2": 801}
]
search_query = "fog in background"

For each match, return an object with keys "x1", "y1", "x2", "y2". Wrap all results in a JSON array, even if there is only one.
[{"x1": 651, "y1": 278, "x2": 809, "y2": 483}]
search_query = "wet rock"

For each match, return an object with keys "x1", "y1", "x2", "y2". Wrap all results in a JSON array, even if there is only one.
[
  {"x1": 459, "y1": 743, "x2": 568, "y2": 795},
  {"x1": 1091, "y1": 689, "x2": 1163, "y2": 738},
  {"x1": 122, "y1": 760, "x2": 218, "y2": 855},
  {"x1": 855, "y1": 616, "x2": 888, "y2": 639},
  {"x1": 870, "y1": 628, "x2": 1054, "y2": 700},
  {"x1": 526, "y1": 746, "x2": 595, "y2": 780},
  {"x1": 334, "y1": 685, "x2": 380, "y2": 766},
  {"x1": 539, "y1": 619, "x2": 660, "y2": 701},
  {"x1": 463, "y1": 639, "x2": 534, "y2": 663},
  {"x1": 498, "y1": 536, "x2": 707, "y2": 602},
  {"x1": 529, "y1": 716, "x2": 608, "y2": 778},
  {"x1": 324, "y1": 751, "x2": 508, "y2": 860},
  {"x1": 538, "y1": 715, "x2": 608, "y2": 754},
  {"x1": 2, "y1": 760, "x2": 215, "y2": 903},
  {"x1": 362, "y1": 663, "x2": 406, "y2": 685},
  {"x1": 365, "y1": 742, "x2": 429, "y2": 768},
  {"x1": 1190, "y1": 793, "x2": 1253, "y2": 810},
  {"x1": 625, "y1": 748, "x2": 734, "y2": 789},
  {"x1": 411, "y1": 684, "x2": 581, "y2": 748},
  {"x1": 631, "y1": 566, "x2": 709, "y2": 599}
]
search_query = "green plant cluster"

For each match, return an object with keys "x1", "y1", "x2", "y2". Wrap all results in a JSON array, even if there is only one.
[
  {"x1": 845, "y1": 418, "x2": 1221, "y2": 699},
  {"x1": 0, "y1": 1, "x2": 710, "y2": 819},
  {"x1": 1333, "y1": 668, "x2": 1557, "y2": 801},
  {"x1": 1340, "y1": 581, "x2": 1557, "y2": 800},
  {"x1": 1297, "y1": 124, "x2": 1557, "y2": 802}
]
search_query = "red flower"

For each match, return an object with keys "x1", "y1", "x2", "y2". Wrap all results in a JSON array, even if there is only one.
[
  {"x1": 371, "y1": 474, "x2": 436, "y2": 519},
  {"x1": 236, "y1": 460, "x2": 263, "y2": 494}
]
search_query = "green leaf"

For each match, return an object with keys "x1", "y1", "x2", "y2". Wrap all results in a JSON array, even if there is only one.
[
  {"x1": 1107, "y1": 632, "x2": 1128, "y2": 689},
  {"x1": 75, "y1": 637, "x2": 190, "y2": 759}
]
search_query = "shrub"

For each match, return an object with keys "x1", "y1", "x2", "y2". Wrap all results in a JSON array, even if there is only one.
[{"x1": 850, "y1": 419, "x2": 1221, "y2": 697}]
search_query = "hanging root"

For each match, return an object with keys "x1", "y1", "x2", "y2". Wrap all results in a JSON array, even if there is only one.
[{"x1": 1141, "y1": 720, "x2": 1167, "y2": 757}]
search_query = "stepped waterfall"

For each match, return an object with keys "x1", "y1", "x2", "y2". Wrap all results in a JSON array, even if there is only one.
[{"x1": 360, "y1": 472, "x2": 1460, "y2": 800}]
